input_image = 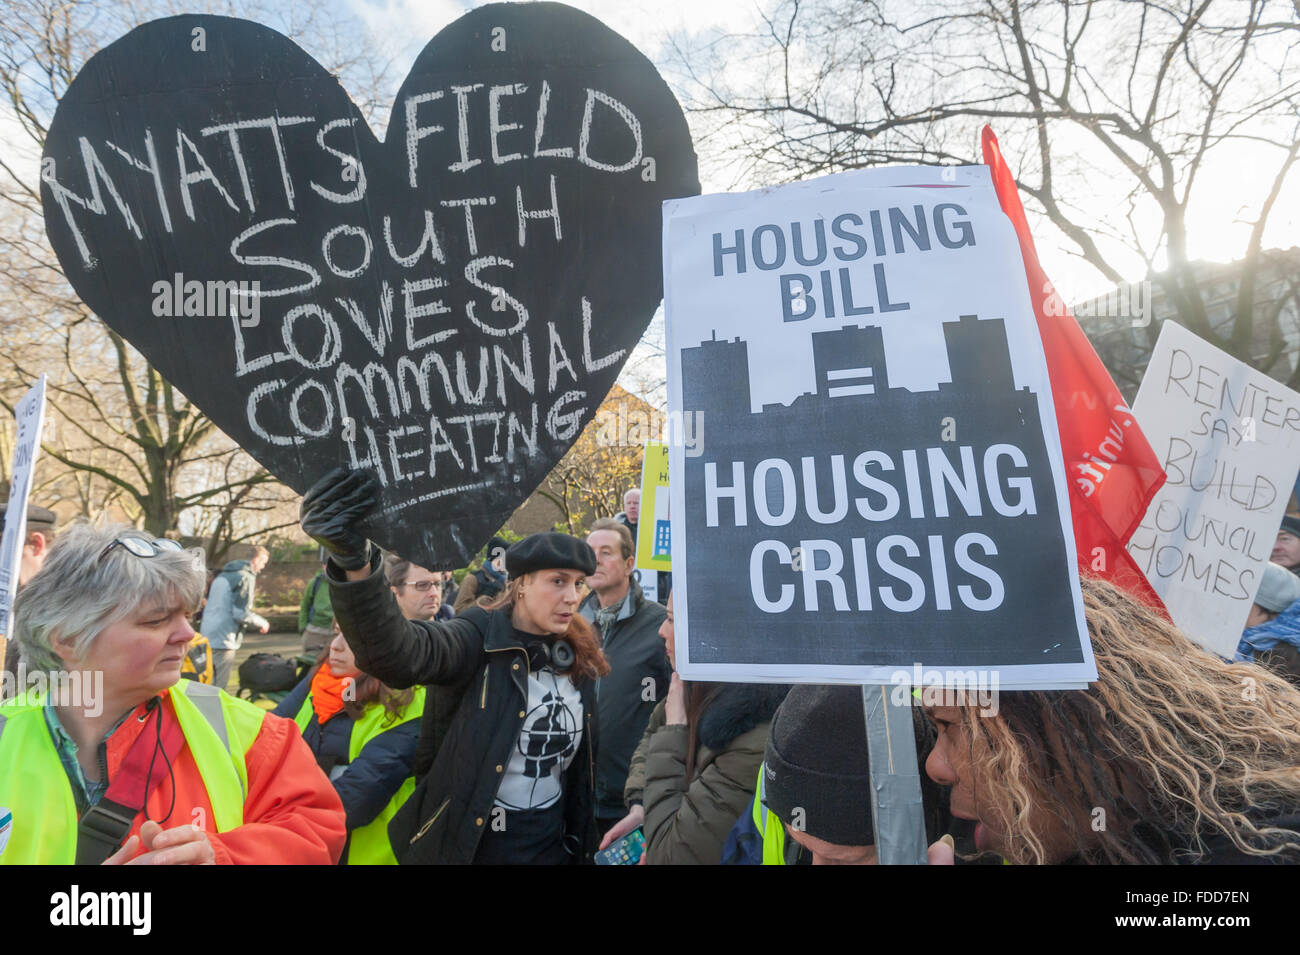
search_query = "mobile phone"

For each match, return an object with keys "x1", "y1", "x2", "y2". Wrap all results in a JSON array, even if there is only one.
[{"x1": 595, "y1": 828, "x2": 645, "y2": 865}]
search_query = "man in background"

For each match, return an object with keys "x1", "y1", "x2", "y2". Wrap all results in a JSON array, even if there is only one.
[
  {"x1": 1237, "y1": 562, "x2": 1300, "y2": 683},
  {"x1": 205, "y1": 546, "x2": 271, "y2": 691},
  {"x1": 579, "y1": 517, "x2": 670, "y2": 836},
  {"x1": 384, "y1": 552, "x2": 457, "y2": 784},
  {"x1": 617, "y1": 486, "x2": 670, "y2": 605},
  {"x1": 741, "y1": 684, "x2": 953, "y2": 864},
  {"x1": 615, "y1": 489, "x2": 640, "y2": 543},
  {"x1": 1273, "y1": 516, "x2": 1300, "y2": 577},
  {"x1": 299, "y1": 558, "x2": 334, "y2": 655},
  {"x1": 0, "y1": 501, "x2": 56, "y2": 589},
  {"x1": 385, "y1": 555, "x2": 453, "y2": 622},
  {"x1": 0, "y1": 501, "x2": 57, "y2": 698}
]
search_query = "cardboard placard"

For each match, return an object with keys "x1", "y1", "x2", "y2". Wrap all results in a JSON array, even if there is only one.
[
  {"x1": 664, "y1": 166, "x2": 1091, "y2": 687},
  {"x1": 1128, "y1": 321, "x2": 1300, "y2": 657}
]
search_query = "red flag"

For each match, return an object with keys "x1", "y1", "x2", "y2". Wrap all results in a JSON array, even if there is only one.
[{"x1": 981, "y1": 126, "x2": 1167, "y2": 609}]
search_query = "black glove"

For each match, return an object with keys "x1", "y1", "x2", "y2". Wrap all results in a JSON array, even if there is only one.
[{"x1": 300, "y1": 466, "x2": 382, "y2": 571}]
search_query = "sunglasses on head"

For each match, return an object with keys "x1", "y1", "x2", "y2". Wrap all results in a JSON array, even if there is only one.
[{"x1": 97, "y1": 535, "x2": 184, "y2": 563}]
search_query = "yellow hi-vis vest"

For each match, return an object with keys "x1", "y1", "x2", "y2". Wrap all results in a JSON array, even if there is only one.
[
  {"x1": 0, "y1": 680, "x2": 264, "y2": 865},
  {"x1": 293, "y1": 685, "x2": 425, "y2": 865},
  {"x1": 752, "y1": 762, "x2": 787, "y2": 865}
]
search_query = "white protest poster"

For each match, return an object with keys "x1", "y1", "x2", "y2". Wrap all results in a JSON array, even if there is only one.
[
  {"x1": 1128, "y1": 322, "x2": 1300, "y2": 658},
  {"x1": 636, "y1": 568, "x2": 658, "y2": 604},
  {"x1": 0, "y1": 376, "x2": 48, "y2": 667},
  {"x1": 663, "y1": 166, "x2": 1093, "y2": 687}
]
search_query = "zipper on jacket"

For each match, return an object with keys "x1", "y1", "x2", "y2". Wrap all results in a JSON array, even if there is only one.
[
  {"x1": 479, "y1": 664, "x2": 489, "y2": 709},
  {"x1": 92, "y1": 739, "x2": 110, "y2": 811},
  {"x1": 410, "y1": 797, "x2": 451, "y2": 845},
  {"x1": 586, "y1": 712, "x2": 594, "y2": 783}
]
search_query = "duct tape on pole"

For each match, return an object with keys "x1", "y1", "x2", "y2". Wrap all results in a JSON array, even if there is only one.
[{"x1": 862, "y1": 684, "x2": 928, "y2": 865}]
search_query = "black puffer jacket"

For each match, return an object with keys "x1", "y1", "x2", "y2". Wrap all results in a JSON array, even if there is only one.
[{"x1": 327, "y1": 553, "x2": 599, "y2": 865}]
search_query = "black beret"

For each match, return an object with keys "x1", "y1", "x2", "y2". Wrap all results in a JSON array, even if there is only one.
[
  {"x1": 0, "y1": 501, "x2": 56, "y2": 531},
  {"x1": 1280, "y1": 515, "x2": 1300, "y2": 539},
  {"x1": 506, "y1": 532, "x2": 596, "y2": 578},
  {"x1": 763, "y1": 685, "x2": 875, "y2": 847}
]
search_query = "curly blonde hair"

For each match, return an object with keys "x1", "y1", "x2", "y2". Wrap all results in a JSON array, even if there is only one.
[{"x1": 953, "y1": 575, "x2": 1300, "y2": 864}]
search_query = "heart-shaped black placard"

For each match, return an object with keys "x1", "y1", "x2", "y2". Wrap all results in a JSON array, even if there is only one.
[{"x1": 41, "y1": 4, "x2": 698, "y2": 568}]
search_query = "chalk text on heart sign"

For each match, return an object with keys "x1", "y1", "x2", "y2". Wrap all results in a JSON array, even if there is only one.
[
  {"x1": 42, "y1": 80, "x2": 649, "y2": 502},
  {"x1": 39, "y1": 5, "x2": 701, "y2": 568},
  {"x1": 44, "y1": 81, "x2": 648, "y2": 260}
]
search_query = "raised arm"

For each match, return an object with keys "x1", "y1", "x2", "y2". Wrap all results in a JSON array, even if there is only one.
[
  {"x1": 301, "y1": 467, "x2": 484, "y2": 689},
  {"x1": 327, "y1": 550, "x2": 485, "y2": 688}
]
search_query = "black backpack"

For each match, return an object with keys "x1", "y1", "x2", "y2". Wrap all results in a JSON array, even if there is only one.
[{"x1": 237, "y1": 653, "x2": 298, "y2": 693}]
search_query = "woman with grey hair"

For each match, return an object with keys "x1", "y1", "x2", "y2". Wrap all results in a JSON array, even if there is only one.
[{"x1": 0, "y1": 524, "x2": 347, "y2": 865}]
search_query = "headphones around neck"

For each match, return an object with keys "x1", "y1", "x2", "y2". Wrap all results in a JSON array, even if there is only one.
[{"x1": 526, "y1": 638, "x2": 575, "y2": 672}]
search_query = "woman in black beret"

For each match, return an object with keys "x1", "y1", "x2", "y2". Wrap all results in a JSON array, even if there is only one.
[{"x1": 299, "y1": 467, "x2": 609, "y2": 864}]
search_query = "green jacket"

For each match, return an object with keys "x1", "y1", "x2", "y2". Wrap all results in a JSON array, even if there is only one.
[
  {"x1": 623, "y1": 684, "x2": 787, "y2": 865},
  {"x1": 299, "y1": 572, "x2": 333, "y2": 632}
]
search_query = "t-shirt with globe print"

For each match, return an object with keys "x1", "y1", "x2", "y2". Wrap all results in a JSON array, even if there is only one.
[{"x1": 473, "y1": 654, "x2": 584, "y2": 865}]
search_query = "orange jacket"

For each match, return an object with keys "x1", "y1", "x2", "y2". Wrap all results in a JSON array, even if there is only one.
[{"x1": 107, "y1": 688, "x2": 346, "y2": 864}]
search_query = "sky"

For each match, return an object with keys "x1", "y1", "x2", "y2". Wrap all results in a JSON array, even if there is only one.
[
  {"x1": 332, "y1": 0, "x2": 1300, "y2": 406},
  {"x1": 336, "y1": 0, "x2": 1300, "y2": 303},
  {"x1": 7, "y1": 0, "x2": 1296, "y2": 405},
  {"x1": 337, "y1": 0, "x2": 761, "y2": 402}
]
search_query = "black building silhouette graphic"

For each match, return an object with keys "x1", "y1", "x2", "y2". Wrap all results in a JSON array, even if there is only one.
[{"x1": 680, "y1": 314, "x2": 1078, "y2": 668}]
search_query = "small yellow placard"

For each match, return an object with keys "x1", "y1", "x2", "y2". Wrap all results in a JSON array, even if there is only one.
[{"x1": 635, "y1": 442, "x2": 671, "y2": 572}]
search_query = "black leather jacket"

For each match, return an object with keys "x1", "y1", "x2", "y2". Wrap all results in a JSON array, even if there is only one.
[{"x1": 327, "y1": 552, "x2": 599, "y2": 864}]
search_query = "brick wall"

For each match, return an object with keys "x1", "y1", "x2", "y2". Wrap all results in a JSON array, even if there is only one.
[{"x1": 254, "y1": 559, "x2": 323, "y2": 608}]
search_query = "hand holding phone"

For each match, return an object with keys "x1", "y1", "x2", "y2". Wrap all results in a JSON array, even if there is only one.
[{"x1": 595, "y1": 828, "x2": 645, "y2": 865}]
